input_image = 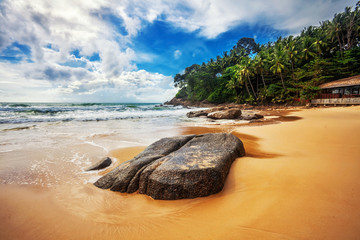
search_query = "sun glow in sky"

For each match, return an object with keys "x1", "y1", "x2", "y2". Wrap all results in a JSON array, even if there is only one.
[{"x1": 0, "y1": 0, "x2": 356, "y2": 102}]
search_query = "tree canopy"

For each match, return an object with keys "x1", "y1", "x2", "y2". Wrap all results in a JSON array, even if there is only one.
[{"x1": 173, "y1": 2, "x2": 360, "y2": 104}]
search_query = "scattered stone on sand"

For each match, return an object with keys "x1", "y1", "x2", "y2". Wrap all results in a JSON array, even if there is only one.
[
  {"x1": 94, "y1": 133, "x2": 245, "y2": 200},
  {"x1": 86, "y1": 157, "x2": 112, "y2": 171}
]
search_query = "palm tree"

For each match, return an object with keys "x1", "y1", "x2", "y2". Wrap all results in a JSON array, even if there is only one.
[
  {"x1": 327, "y1": 13, "x2": 346, "y2": 53},
  {"x1": 311, "y1": 39, "x2": 326, "y2": 57},
  {"x1": 344, "y1": 6, "x2": 359, "y2": 50},
  {"x1": 284, "y1": 36, "x2": 299, "y2": 75},
  {"x1": 233, "y1": 64, "x2": 251, "y2": 97},
  {"x1": 301, "y1": 37, "x2": 316, "y2": 61},
  {"x1": 270, "y1": 48, "x2": 287, "y2": 89},
  {"x1": 240, "y1": 57, "x2": 257, "y2": 99},
  {"x1": 253, "y1": 54, "x2": 267, "y2": 88}
]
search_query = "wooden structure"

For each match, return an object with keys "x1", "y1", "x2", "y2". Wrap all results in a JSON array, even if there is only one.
[{"x1": 311, "y1": 75, "x2": 360, "y2": 105}]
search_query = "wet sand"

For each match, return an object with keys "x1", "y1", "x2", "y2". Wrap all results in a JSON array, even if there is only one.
[{"x1": 1, "y1": 106, "x2": 360, "y2": 240}]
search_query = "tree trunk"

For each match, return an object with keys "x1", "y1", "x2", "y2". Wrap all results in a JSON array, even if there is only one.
[
  {"x1": 341, "y1": 34, "x2": 346, "y2": 50},
  {"x1": 336, "y1": 33, "x2": 343, "y2": 57},
  {"x1": 261, "y1": 71, "x2": 266, "y2": 88},
  {"x1": 347, "y1": 15, "x2": 355, "y2": 49},
  {"x1": 244, "y1": 81, "x2": 251, "y2": 97},
  {"x1": 290, "y1": 60, "x2": 295, "y2": 80},
  {"x1": 280, "y1": 72, "x2": 285, "y2": 89},
  {"x1": 247, "y1": 76, "x2": 257, "y2": 99}
]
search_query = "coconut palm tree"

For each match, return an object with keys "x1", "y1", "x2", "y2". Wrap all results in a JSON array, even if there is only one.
[
  {"x1": 232, "y1": 64, "x2": 251, "y2": 97},
  {"x1": 311, "y1": 39, "x2": 326, "y2": 57},
  {"x1": 253, "y1": 54, "x2": 267, "y2": 88},
  {"x1": 240, "y1": 57, "x2": 257, "y2": 99},
  {"x1": 328, "y1": 13, "x2": 346, "y2": 53},
  {"x1": 301, "y1": 37, "x2": 316, "y2": 61},
  {"x1": 270, "y1": 47, "x2": 287, "y2": 89},
  {"x1": 284, "y1": 36, "x2": 299, "y2": 75},
  {"x1": 343, "y1": 6, "x2": 358, "y2": 50}
]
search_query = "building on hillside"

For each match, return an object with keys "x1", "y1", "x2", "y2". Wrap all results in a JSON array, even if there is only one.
[{"x1": 311, "y1": 75, "x2": 360, "y2": 105}]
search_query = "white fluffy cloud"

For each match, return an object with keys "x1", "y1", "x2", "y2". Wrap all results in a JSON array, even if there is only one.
[
  {"x1": 55, "y1": 70, "x2": 177, "y2": 102},
  {"x1": 0, "y1": 0, "x2": 357, "y2": 102},
  {"x1": 0, "y1": 0, "x2": 176, "y2": 102},
  {"x1": 165, "y1": 0, "x2": 356, "y2": 38}
]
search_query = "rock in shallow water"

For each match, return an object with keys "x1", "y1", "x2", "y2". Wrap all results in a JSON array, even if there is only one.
[
  {"x1": 86, "y1": 157, "x2": 112, "y2": 171},
  {"x1": 94, "y1": 133, "x2": 245, "y2": 200}
]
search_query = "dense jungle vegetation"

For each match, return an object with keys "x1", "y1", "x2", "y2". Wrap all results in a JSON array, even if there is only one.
[{"x1": 173, "y1": 2, "x2": 360, "y2": 104}]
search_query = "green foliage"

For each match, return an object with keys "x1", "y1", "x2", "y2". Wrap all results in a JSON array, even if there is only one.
[
  {"x1": 175, "y1": 87, "x2": 188, "y2": 99},
  {"x1": 172, "y1": 2, "x2": 360, "y2": 105},
  {"x1": 300, "y1": 85, "x2": 321, "y2": 101},
  {"x1": 207, "y1": 82, "x2": 236, "y2": 103}
]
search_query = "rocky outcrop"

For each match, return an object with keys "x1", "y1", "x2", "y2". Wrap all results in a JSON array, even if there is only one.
[
  {"x1": 207, "y1": 109, "x2": 242, "y2": 119},
  {"x1": 164, "y1": 98, "x2": 216, "y2": 107},
  {"x1": 186, "y1": 106, "x2": 264, "y2": 121},
  {"x1": 94, "y1": 133, "x2": 245, "y2": 200},
  {"x1": 86, "y1": 157, "x2": 112, "y2": 171}
]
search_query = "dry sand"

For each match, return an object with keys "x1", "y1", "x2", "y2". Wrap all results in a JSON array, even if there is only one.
[{"x1": 1, "y1": 106, "x2": 360, "y2": 240}]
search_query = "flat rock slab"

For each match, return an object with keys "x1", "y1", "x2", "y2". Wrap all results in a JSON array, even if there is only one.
[{"x1": 94, "y1": 133, "x2": 245, "y2": 200}]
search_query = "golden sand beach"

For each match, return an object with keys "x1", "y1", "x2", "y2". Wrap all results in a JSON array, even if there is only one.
[{"x1": 1, "y1": 106, "x2": 360, "y2": 240}]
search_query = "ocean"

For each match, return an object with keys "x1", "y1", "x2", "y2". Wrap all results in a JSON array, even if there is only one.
[
  {"x1": 0, "y1": 102, "x2": 204, "y2": 186},
  {"x1": 0, "y1": 102, "x2": 191, "y2": 124}
]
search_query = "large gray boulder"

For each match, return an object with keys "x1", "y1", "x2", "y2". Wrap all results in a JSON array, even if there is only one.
[
  {"x1": 94, "y1": 133, "x2": 245, "y2": 200},
  {"x1": 94, "y1": 135, "x2": 195, "y2": 191}
]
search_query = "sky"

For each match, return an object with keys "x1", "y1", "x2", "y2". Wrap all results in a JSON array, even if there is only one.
[{"x1": 0, "y1": 0, "x2": 357, "y2": 103}]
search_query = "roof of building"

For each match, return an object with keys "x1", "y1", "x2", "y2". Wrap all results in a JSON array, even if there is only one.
[{"x1": 319, "y1": 75, "x2": 360, "y2": 89}]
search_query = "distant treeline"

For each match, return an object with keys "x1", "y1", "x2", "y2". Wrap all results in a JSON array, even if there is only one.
[{"x1": 173, "y1": 2, "x2": 360, "y2": 104}]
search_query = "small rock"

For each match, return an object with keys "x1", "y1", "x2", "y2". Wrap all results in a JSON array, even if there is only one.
[
  {"x1": 186, "y1": 110, "x2": 210, "y2": 118},
  {"x1": 241, "y1": 113, "x2": 264, "y2": 120},
  {"x1": 86, "y1": 157, "x2": 112, "y2": 171}
]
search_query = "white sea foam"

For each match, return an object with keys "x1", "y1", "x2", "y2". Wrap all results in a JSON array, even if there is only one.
[
  {"x1": 0, "y1": 102, "x2": 194, "y2": 124},
  {"x1": 0, "y1": 102, "x2": 207, "y2": 187}
]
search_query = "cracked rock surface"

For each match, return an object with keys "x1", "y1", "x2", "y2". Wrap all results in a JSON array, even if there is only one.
[{"x1": 94, "y1": 133, "x2": 245, "y2": 200}]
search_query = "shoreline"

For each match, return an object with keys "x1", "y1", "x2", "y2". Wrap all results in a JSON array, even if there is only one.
[{"x1": 1, "y1": 106, "x2": 360, "y2": 239}]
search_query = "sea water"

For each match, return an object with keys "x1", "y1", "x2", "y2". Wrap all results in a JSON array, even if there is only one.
[
  {"x1": 0, "y1": 102, "x2": 193, "y2": 124},
  {"x1": 0, "y1": 102, "x2": 204, "y2": 186}
]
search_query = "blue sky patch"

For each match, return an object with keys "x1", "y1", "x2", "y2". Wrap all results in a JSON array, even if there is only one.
[
  {"x1": 0, "y1": 42, "x2": 31, "y2": 62},
  {"x1": 89, "y1": 52, "x2": 100, "y2": 62},
  {"x1": 70, "y1": 49, "x2": 81, "y2": 59},
  {"x1": 132, "y1": 20, "x2": 288, "y2": 76}
]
